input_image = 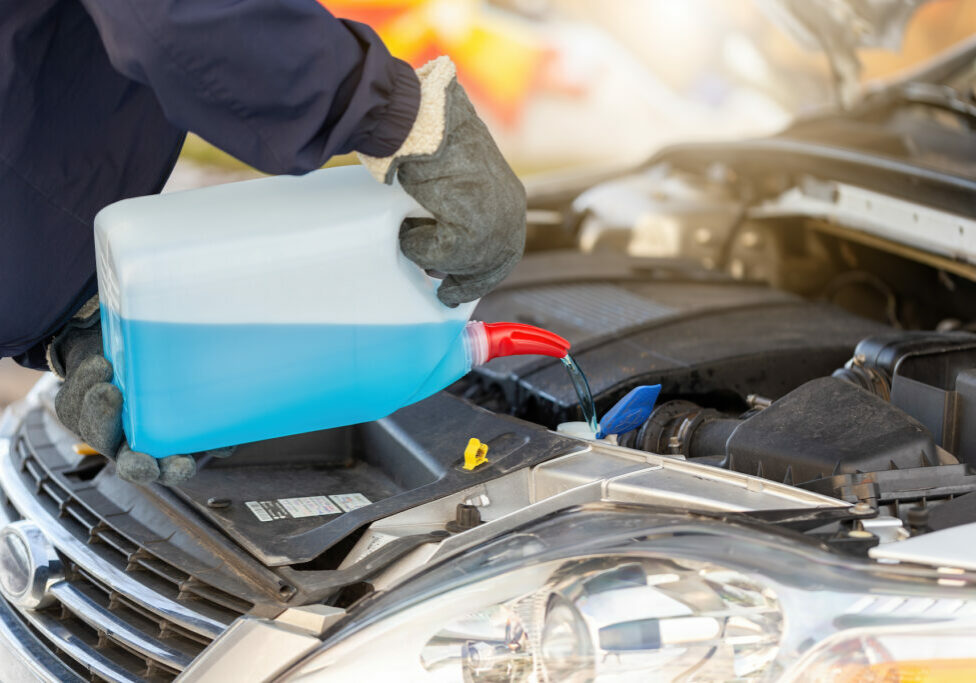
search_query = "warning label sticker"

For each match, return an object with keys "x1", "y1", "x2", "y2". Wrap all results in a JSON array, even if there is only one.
[
  {"x1": 245, "y1": 501, "x2": 287, "y2": 522},
  {"x1": 245, "y1": 496, "x2": 340, "y2": 522},
  {"x1": 245, "y1": 494, "x2": 370, "y2": 521},
  {"x1": 280, "y1": 496, "x2": 341, "y2": 518},
  {"x1": 330, "y1": 493, "x2": 372, "y2": 512}
]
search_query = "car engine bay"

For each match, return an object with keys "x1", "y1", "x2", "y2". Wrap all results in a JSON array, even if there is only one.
[{"x1": 463, "y1": 250, "x2": 976, "y2": 528}]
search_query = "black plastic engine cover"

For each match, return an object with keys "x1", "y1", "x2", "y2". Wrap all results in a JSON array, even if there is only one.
[
  {"x1": 723, "y1": 377, "x2": 939, "y2": 484},
  {"x1": 175, "y1": 392, "x2": 584, "y2": 567},
  {"x1": 468, "y1": 251, "x2": 889, "y2": 426}
]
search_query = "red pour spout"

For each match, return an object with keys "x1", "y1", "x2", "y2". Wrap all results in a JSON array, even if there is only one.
[
  {"x1": 481, "y1": 322, "x2": 570, "y2": 362},
  {"x1": 462, "y1": 321, "x2": 570, "y2": 366}
]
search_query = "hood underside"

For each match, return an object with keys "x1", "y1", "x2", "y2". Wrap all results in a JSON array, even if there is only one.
[{"x1": 758, "y1": 0, "x2": 932, "y2": 104}]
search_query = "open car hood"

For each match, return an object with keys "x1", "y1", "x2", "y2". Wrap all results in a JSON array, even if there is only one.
[{"x1": 758, "y1": 0, "x2": 932, "y2": 105}]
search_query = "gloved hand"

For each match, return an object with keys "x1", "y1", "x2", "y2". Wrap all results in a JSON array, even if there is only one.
[
  {"x1": 359, "y1": 56, "x2": 526, "y2": 307},
  {"x1": 47, "y1": 297, "x2": 202, "y2": 486}
]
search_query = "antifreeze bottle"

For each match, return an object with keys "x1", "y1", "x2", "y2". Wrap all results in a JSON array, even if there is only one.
[{"x1": 94, "y1": 165, "x2": 568, "y2": 457}]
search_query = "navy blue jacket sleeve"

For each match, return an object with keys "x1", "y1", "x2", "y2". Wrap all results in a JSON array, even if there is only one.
[
  {"x1": 5, "y1": 0, "x2": 419, "y2": 369},
  {"x1": 78, "y1": 0, "x2": 420, "y2": 174}
]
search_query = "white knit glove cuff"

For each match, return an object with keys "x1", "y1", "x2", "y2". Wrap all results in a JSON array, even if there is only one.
[{"x1": 358, "y1": 56, "x2": 456, "y2": 184}]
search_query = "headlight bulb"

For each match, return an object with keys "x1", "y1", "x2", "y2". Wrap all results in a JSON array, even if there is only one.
[
  {"x1": 419, "y1": 605, "x2": 532, "y2": 682},
  {"x1": 459, "y1": 612, "x2": 532, "y2": 683}
]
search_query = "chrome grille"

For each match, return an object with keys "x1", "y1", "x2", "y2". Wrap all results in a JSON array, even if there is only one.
[
  {"x1": 13, "y1": 431, "x2": 250, "y2": 618},
  {"x1": 0, "y1": 404, "x2": 252, "y2": 682}
]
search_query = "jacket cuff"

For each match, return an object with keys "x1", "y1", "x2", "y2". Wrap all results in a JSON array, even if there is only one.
[
  {"x1": 45, "y1": 295, "x2": 101, "y2": 379},
  {"x1": 12, "y1": 346, "x2": 50, "y2": 372},
  {"x1": 358, "y1": 56, "x2": 456, "y2": 184},
  {"x1": 354, "y1": 58, "x2": 421, "y2": 158},
  {"x1": 9, "y1": 283, "x2": 99, "y2": 372}
]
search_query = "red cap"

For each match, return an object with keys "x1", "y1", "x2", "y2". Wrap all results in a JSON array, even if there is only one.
[{"x1": 482, "y1": 322, "x2": 570, "y2": 362}]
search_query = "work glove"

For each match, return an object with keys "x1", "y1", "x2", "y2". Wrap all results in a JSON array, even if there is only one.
[
  {"x1": 359, "y1": 56, "x2": 526, "y2": 307},
  {"x1": 47, "y1": 297, "x2": 204, "y2": 486}
]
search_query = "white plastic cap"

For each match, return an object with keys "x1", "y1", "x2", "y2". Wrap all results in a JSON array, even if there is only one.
[
  {"x1": 556, "y1": 421, "x2": 600, "y2": 441},
  {"x1": 462, "y1": 321, "x2": 490, "y2": 368}
]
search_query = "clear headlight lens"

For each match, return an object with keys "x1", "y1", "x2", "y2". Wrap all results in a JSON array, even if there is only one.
[
  {"x1": 420, "y1": 557, "x2": 782, "y2": 682},
  {"x1": 283, "y1": 505, "x2": 976, "y2": 683}
]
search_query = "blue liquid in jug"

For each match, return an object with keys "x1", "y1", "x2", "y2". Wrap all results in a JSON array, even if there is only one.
[{"x1": 102, "y1": 308, "x2": 469, "y2": 457}]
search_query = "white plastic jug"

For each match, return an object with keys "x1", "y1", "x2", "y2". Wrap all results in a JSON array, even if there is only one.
[{"x1": 95, "y1": 165, "x2": 482, "y2": 457}]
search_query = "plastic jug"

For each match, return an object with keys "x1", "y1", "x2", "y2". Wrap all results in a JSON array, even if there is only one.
[{"x1": 94, "y1": 165, "x2": 568, "y2": 457}]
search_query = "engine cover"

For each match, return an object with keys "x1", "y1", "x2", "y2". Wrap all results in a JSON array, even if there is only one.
[{"x1": 467, "y1": 251, "x2": 889, "y2": 426}]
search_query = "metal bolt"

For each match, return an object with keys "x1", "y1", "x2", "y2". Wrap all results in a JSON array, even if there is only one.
[
  {"x1": 851, "y1": 502, "x2": 873, "y2": 515},
  {"x1": 747, "y1": 394, "x2": 772, "y2": 410},
  {"x1": 847, "y1": 529, "x2": 874, "y2": 539},
  {"x1": 206, "y1": 497, "x2": 231, "y2": 509},
  {"x1": 446, "y1": 504, "x2": 483, "y2": 533}
]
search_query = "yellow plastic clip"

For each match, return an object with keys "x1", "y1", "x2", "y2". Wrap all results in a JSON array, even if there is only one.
[
  {"x1": 463, "y1": 438, "x2": 489, "y2": 471},
  {"x1": 73, "y1": 443, "x2": 100, "y2": 456}
]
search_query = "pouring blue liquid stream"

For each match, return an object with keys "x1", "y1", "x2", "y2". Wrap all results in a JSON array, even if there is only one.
[{"x1": 561, "y1": 354, "x2": 599, "y2": 433}]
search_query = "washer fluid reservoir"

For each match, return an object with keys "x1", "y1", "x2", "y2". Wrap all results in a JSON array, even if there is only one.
[{"x1": 95, "y1": 166, "x2": 567, "y2": 457}]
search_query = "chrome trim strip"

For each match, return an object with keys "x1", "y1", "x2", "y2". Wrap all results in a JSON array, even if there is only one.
[
  {"x1": 0, "y1": 593, "x2": 81, "y2": 683},
  {"x1": 0, "y1": 410, "x2": 224, "y2": 640},
  {"x1": 16, "y1": 607, "x2": 142, "y2": 683},
  {"x1": 0, "y1": 445, "x2": 72, "y2": 681},
  {"x1": 51, "y1": 582, "x2": 194, "y2": 670},
  {"x1": 0, "y1": 472, "x2": 14, "y2": 529}
]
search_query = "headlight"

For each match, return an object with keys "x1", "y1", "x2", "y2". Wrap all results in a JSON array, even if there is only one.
[
  {"x1": 416, "y1": 555, "x2": 781, "y2": 682},
  {"x1": 282, "y1": 504, "x2": 976, "y2": 682}
]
